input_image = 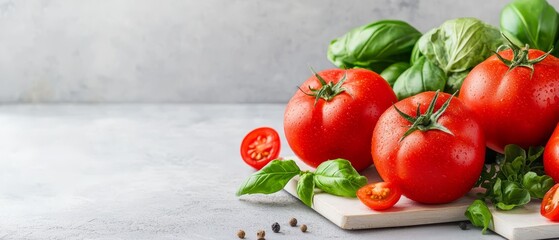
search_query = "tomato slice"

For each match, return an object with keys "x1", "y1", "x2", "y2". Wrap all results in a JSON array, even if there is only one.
[
  {"x1": 240, "y1": 127, "x2": 281, "y2": 170},
  {"x1": 357, "y1": 182, "x2": 402, "y2": 211},
  {"x1": 541, "y1": 183, "x2": 559, "y2": 221}
]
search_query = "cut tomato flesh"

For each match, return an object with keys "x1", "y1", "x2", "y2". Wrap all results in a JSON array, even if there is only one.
[
  {"x1": 541, "y1": 183, "x2": 559, "y2": 221},
  {"x1": 240, "y1": 127, "x2": 281, "y2": 170},
  {"x1": 357, "y1": 182, "x2": 401, "y2": 211}
]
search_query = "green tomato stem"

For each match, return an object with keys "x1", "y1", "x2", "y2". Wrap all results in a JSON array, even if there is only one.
[
  {"x1": 395, "y1": 90, "x2": 455, "y2": 141},
  {"x1": 298, "y1": 68, "x2": 347, "y2": 105},
  {"x1": 494, "y1": 33, "x2": 553, "y2": 78}
]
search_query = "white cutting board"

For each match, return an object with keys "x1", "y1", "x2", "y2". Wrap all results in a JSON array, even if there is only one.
[{"x1": 283, "y1": 158, "x2": 559, "y2": 240}]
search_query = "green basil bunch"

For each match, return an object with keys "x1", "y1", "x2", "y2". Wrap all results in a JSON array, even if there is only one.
[
  {"x1": 237, "y1": 159, "x2": 367, "y2": 207},
  {"x1": 392, "y1": 57, "x2": 446, "y2": 100},
  {"x1": 417, "y1": 17, "x2": 503, "y2": 92},
  {"x1": 500, "y1": 0, "x2": 559, "y2": 56},
  {"x1": 465, "y1": 145, "x2": 555, "y2": 233},
  {"x1": 327, "y1": 20, "x2": 421, "y2": 73}
]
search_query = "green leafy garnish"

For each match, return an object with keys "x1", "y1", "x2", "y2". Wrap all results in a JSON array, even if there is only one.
[
  {"x1": 392, "y1": 57, "x2": 447, "y2": 100},
  {"x1": 522, "y1": 172, "x2": 555, "y2": 198},
  {"x1": 327, "y1": 19, "x2": 421, "y2": 73},
  {"x1": 465, "y1": 144, "x2": 556, "y2": 233},
  {"x1": 313, "y1": 159, "x2": 368, "y2": 198},
  {"x1": 236, "y1": 159, "x2": 367, "y2": 207},
  {"x1": 296, "y1": 172, "x2": 315, "y2": 207},
  {"x1": 465, "y1": 200, "x2": 493, "y2": 234},
  {"x1": 235, "y1": 160, "x2": 301, "y2": 196}
]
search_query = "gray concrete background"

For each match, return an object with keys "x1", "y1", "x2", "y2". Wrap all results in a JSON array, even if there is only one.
[
  {"x1": 0, "y1": 104, "x2": 506, "y2": 239},
  {"x1": 0, "y1": 0, "x2": 558, "y2": 103}
]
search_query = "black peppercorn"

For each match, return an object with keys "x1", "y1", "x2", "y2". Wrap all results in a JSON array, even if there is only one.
[
  {"x1": 300, "y1": 224, "x2": 308, "y2": 232},
  {"x1": 289, "y1": 217, "x2": 297, "y2": 227},
  {"x1": 271, "y1": 222, "x2": 280, "y2": 233},
  {"x1": 459, "y1": 221, "x2": 469, "y2": 230},
  {"x1": 237, "y1": 229, "x2": 245, "y2": 239}
]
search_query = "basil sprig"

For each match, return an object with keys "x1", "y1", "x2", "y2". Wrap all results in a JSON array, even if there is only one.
[
  {"x1": 313, "y1": 160, "x2": 367, "y2": 197},
  {"x1": 465, "y1": 144, "x2": 556, "y2": 233},
  {"x1": 236, "y1": 160, "x2": 301, "y2": 196},
  {"x1": 236, "y1": 159, "x2": 367, "y2": 207},
  {"x1": 465, "y1": 200, "x2": 493, "y2": 234}
]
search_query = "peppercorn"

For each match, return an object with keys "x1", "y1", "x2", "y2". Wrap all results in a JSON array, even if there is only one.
[
  {"x1": 300, "y1": 224, "x2": 308, "y2": 232},
  {"x1": 459, "y1": 221, "x2": 469, "y2": 230},
  {"x1": 289, "y1": 217, "x2": 297, "y2": 227},
  {"x1": 271, "y1": 222, "x2": 280, "y2": 233},
  {"x1": 237, "y1": 229, "x2": 245, "y2": 239},
  {"x1": 257, "y1": 229, "x2": 265, "y2": 238}
]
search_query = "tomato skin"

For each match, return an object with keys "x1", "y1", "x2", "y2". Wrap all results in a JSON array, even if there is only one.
[
  {"x1": 357, "y1": 182, "x2": 402, "y2": 210},
  {"x1": 541, "y1": 183, "x2": 559, "y2": 221},
  {"x1": 240, "y1": 127, "x2": 281, "y2": 170},
  {"x1": 459, "y1": 49, "x2": 559, "y2": 153},
  {"x1": 544, "y1": 124, "x2": 559, "y2": 183},
  {"x1": 372, "y1": 91, "x2": 485, "y2": 204},
  {"x1": 284, "y1": 68, "x2": 397, "y2": 171}
]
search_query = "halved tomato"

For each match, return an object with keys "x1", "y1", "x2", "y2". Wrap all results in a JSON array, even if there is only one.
[
  {"x1": 541, "y1": 183, "x2": 559, "y2": 221},
  {"x1": 357, "y1": 182, "x2": 401, "y2": 211},
  {"x1": 240, "y1": 127, "x2": 281, "y2": 170}
]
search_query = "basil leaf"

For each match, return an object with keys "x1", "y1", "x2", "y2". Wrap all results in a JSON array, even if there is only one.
[
  {"x1": 445, "y1": 70, "x2": 470, "y2": 93},
  {"x1": 493, "y1": 179, "x2": 531, "y2": 210},
  {"x1": 296, "y1": 172, "x2": 315, "y2": 207},
  {"x1": 522, "y1": 171, "x2": 555, "y2": 199},
  {"x1": 236, "y1": 160, "x2": 301, "y2": 196},
  {"x1": 527, "y1": 146, "x2": 545, "y2": 163},
  {"x1": 500, "y1": 0, "x2": 559, "y2": 54},
  {"x1": 313, "y1": 159, "x2": 367, "y2": 197},
  {"x1": 380, "y1": 62, "x2": 410, "y2": 87},
  {"x1": 503, "y1": 144, "x2": 526, "y2": 164},
  {"x1": 392, "y1": 56, "x2": 447, "y2": 100},
  {"x1": 410, "y1": 41, "x2": 422, "y2": 65},
  {"x1": 465, "y1": 200, "x2": 493, "y2": 234},
  {"x1": 327, "y1": 20, "x2": 421, "y2": 73},
  {"x1": 418, "y1": 17, "x2": 503, "y2": 74}
]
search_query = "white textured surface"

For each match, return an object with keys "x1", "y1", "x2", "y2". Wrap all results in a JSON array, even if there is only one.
[
  {"x1": 0, "y1": 104, "x2": 508, "y2": 239},
  {"x1": 1, "y1": 0, "x2": 558, "y2": 103}
]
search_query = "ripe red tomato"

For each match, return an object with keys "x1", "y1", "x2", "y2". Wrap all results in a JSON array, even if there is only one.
[
  {"x1": 240, "y1": 127, "x2": 281, "y2": 170},
  {"x1": 541, "y1": 183, "x2": 559, "y2": 221},
  {"x1": 284, "y1": 68, "x2": 397, "y2": 171},
  {"x1": 357, "y1": 182, "x2": 402, "y2": 210},
  {"x1": 371, "y1": 91, "x2": 485, "y2": 204},
  {"x1": 544, "y1": 123, "x2": 559, "y2": 183},
  {"x1": 459, "y1": 48, "x2": 559, "y2": 153}
]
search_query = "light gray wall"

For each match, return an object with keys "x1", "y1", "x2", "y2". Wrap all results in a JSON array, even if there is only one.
[{"x1": 0, "y1": 0, "x2": 557, "y2": 103}]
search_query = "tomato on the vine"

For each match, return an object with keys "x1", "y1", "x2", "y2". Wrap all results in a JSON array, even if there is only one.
[
  {"x1": 541, "y1": 183, "x2": 559, "y2": 221},
  {"x1": 544, "y1": 124, "x2": 559, "y2": 183},
  {"x1": 284, "y1": 68, "x2": 397, "y2": 171},
  {"x1": 371, "y1": 91, "x2": 485, "y2": 204},
  {"x1": 459, "y1": 38, "x2": 559, "y2": 153},
  {"x1": 240, "y1": 127, "x2": 281, "y2": 170},
  {"x1": 357, "y1": 182, "x2": 401, "y2": 210}
]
